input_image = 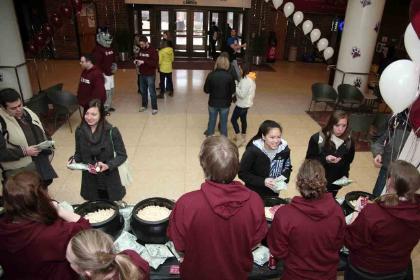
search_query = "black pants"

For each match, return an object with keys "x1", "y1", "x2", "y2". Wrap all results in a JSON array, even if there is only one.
[
  {"x1": 159, "y1": 72, "x2": 173, "y2": 94},
  {"x1": 137, "y1": 74, "x2": 141, "y2": 94},
  {"x1": 345, "y1": 262, "x2": 411, "y2": 280},
  {"x1": 209, "y1": 39, "x2": 217, "y2": 59},
  {"x1": 231, "y1": 106, "x2": 248, "y2": 134}
]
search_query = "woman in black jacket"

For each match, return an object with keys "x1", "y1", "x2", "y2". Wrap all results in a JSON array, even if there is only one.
[
  {"x1": 306, "y1": 110, "x2": 355, "y2": 197},
  {"x1": 239, "y1": 120, "x2": 292, "y2": 198},
  {"x1": 71, "y1": 99, "x2": 127, "y2": 201},
  {"x1": 203, "y1": 55, "x2": 235, "y2": 137}
]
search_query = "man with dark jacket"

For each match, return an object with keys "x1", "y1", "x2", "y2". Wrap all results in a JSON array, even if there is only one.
[
  {"x1": 77, "y1": 54, "x2": 106, "y2": 112},
  {"x1": 135, "y1": 35, "x2": 159, "y2": 115},
  {"x1": 204, "y1": 55, "x2": 235, "y2": 137}
]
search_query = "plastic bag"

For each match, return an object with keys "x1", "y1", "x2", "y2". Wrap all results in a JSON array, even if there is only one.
[
  {"x1": 252, "y1": 246, "x2": 270, "y2": 266},
  {"x1": 332, "y1": 176, "x2": 353, "y2": 186},
  {"x1": 35, "y1": 140, "x2": 55, "y2": 150},
  {"x1": 145, "y1": 244, "x2": 174, "y2": 258},
  {"x1": 114, "y1": 231, "x2": 145, "y2": 255}
]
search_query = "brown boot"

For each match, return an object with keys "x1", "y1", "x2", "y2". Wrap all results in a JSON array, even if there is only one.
[
  {"x1": 157, "y1": 93, "x2": 165, "y2": 99},
  {"x1": 168, "y1": 91, "x2": 174, "y2": 97}
]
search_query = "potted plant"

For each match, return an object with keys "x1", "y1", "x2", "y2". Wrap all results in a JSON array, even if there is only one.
[
  {"x1": 114, "y1": 28, "x2": 131, "y2": 62},
  {"x1": 251, "y1": 32, "x2": 267, "y2": 65}
]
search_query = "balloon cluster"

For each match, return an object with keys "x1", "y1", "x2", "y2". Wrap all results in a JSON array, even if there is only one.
[
  {"x1": 27, "y1": 0, "x2": 83, "y2": 55},
  {"x1": 378, "y1": 0, "x2": 420, "y2": 116},
  {"x1": 268, "y1": 0, "x2": 334, "y2": 61}
]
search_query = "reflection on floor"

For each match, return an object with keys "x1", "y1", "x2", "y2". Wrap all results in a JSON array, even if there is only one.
[{"x1": 26, "y1": 59, "x2": 419, "y2": 278}]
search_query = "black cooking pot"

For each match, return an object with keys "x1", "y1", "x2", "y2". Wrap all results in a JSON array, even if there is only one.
[
  {"x1": 75, "y1": 200, "x2": 124, "y2": 239},
  {"x1": 263, "y1": 196, "x2": 289, "y2": 207},
  {"x1": 130, "y1": 197, "x2": 175, "y2": 244},
  {"x1": 342, "y1": 191, "x2": 375, "y2": 215}
]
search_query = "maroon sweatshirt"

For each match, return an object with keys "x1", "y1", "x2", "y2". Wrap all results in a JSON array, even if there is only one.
[
  {"x1": 267, "y1": 193, "x2": 345, "y2": 280},
  {"x1": 135, "y1": 45, "x2": 158, "y2": 76},
  {"x1": 92, "y1": 44, "x2": 116, "y2": 76},
  {"x1": 0, "y1": 217, "x2": 90, "y2": 280},
  {"x1": 167, "y1": 180, "x2": 268, "y2": 280},
  {"x1": 345, "y1": 198, "x2": 420, "y2": 274},
  {"x1": 113, "y1": 250, "x2": 150, "y2": 280},
  {"x1": 77, "y1": 65, "x2": 106, "y2": 108}
]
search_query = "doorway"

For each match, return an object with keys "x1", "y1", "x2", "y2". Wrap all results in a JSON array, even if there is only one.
[{"x1": 131, "y1": 5, "x2": 246, "y2": 58}]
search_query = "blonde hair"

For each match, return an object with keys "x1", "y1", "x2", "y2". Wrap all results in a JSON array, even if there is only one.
[
  {"x1": 214, "y1": 55, "x2": 230, "y2": 71},
  {"x1": 69, "y1": 229, "x2": 143, "y2": 280}
]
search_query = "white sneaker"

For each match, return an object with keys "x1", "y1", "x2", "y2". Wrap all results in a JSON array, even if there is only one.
[
  {"x1": 152, "y1": 109, "x2": 158, "y2": 115},
  {"x1": 139, "y1": 107, "x2": 147, "y2": 112}
]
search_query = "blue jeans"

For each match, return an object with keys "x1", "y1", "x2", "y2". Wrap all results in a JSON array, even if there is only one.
[
  {"x1": 230, "y1": 106, "x2": 248, "y2": 134},
  {"x1": 372, "y1": 166, "x2": 388, "y2": 197},
  {"x1": 207, "y1": 106, "x2": 229, "y2": 136},
  {"x1": 140, "y1": 75, "x2": 157, "y2": 110}
]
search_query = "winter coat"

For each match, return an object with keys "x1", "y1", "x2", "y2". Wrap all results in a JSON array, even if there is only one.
[
  {"x1": 235, "y1": 74, "x2": 256, "y2": 108},
  {"x1": 158, "y1": 47, "x2": 174, "y2": 73},
  {"x1": 239, "y1": 139, "x2": 292, "y2": 198},
  {"x1": 74, "y1": 121, "x2": 127, "y2": 201},
  {"x1": 204, "y1": 69, "x2": 235, "y2": 108}
]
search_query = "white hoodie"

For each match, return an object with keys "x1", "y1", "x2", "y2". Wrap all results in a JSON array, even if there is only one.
[{"x1": 235, "y1": 76, "x2": 256, "y2": 108}]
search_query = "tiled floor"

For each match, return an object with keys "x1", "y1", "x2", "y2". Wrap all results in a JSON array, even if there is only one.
[{"x1": 27, "y1": 59, "x2": 419, "y2": 278}]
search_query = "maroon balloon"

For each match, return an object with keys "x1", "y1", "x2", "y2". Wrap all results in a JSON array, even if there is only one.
[
  {"x1": 42, "y1": 23, "x2": 54, "y2": 36},
  {"x1": 73, "y1": 0, "x2": 82, "y2": 13},
  {"x1": 51, "y1": 13, "x2": 63, "y2": 28},
  {"x1": 410, "y1": 0, "x2": 420, "y2": 38},
  {"x1": 60, "y1": 4, "x2": 72, "y2": 18},
  {"x1": 28, "y1": 42, "x2": 38, "y2": 55}
]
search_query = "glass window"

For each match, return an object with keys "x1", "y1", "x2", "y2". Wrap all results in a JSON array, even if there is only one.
[
  {"x1": 141, "y1": 10, "x2": 150, "y2": 30},
  {"x1": 133, "y1": 10, "x2": 139, "y2": 34},
  {"x1": 227, "y1": 12, "x2": 234, "y2": 29},
  {"x1": 193, "y1": 38, "x2": 203, "y2": 46},
  {"x1": 161, "y1": 11, "x2": 169, "y2": 31},
  {"x1": 211, "y1": 13, "x2": 219, "y2": 26},
  {"x1": 176, "y1": 11, "x2": 187, "y2": 32},
  {"x1": 238, "y1": 14, "x2": 243, "y2": 36},
  {"x1": 176, "y1": 37, "x2": 187, "y2": 45}
]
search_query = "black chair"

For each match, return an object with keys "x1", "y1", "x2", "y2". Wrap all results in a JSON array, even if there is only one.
[
  {"x1": 46, "y1": 90, "x2": 80, "y2": 133},
  {"x1": 349, "y1": 113, "x2": 376, "y2": 142},
  {"x1": 24, "y1": 91, "x2": 49, "y2": 116},
  {"x1": 309, "y1": 83, "x2": 338, "y2": 111},
  {"x1": 337, "y1": 84, "x2": 364, "y2": 111}
]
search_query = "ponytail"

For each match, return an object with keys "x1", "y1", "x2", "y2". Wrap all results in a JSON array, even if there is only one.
[{"x1": 114, "y1": 254, "x2": 143, "y2": 280}]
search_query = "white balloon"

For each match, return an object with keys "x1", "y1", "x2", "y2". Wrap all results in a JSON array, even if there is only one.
[
  {"x1": 379, "y1": 59, "x2": 420, "y2": 113},
  {"x1": 265, "y1": 0, "x2": 270, "y2": 2},
  {"x1": 272, "y1": 0, "x2": 283, "y2": 9},
  {"x1": 317, "y1": 38, "x2": 329, "y2": 51},
  {"x1": 302, "y1": 20, "x2": 313, "y2": 35},
  {"x1": 310, "y1": 29, "x2": 321, "y2": 43},
  {"x1": 283, "y1": 2, "x2": 295, "y2": 18},
  {"x1": 404, "y1": 23, "x2": 420, "y2": 63},
  {"x1": 293, "y1": 11, "x2": 304, "y2": 26},
  {"x1": 323, "y1": 47, "x2": 334, "y2": 60}
]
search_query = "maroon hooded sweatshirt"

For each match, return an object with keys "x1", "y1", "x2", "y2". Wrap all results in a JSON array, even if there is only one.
[
  {"x1": 0, "y1": 217, "x2": 90, "y2": 280},
  {"x1": 267, "y1": 193, "x2": 345, "y2": 280},
  {"x1": 167, "y1": 180, "x2": 267, "y2": 280},
  {"x1": 92, "y1": 44, "x2": 116, "y2": 76},
  {"x1": 77, "y1": 65, "x2": 106, "y2": 108},
  {"x1": 116, "y1": 250, "x2": 150, "y2": 280},
  {"x1": 135, "y1": 45, "x2": 158, "y2": 76},
  {"x1": 345, "y1": 198, "x2": 420, "y2": 274}
]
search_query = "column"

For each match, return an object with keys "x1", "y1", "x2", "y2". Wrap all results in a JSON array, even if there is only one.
[
  {"x1": 333, "y1": 0, "x2": 386, "y2": 94},
  {"x1": 0, "y1": 0, "x2": 33, "y2": 101}
]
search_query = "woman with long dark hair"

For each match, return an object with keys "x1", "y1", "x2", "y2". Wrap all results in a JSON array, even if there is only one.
[
  {"x1": 0, "y1": 171, "x2": 90, "y2": 279},
  {"x1": 306, "y1": 110, "x2": 355, "y2": 197},
  {"x1": 345, "y1": 160, "x2": 420, "y2": 280},
  {"x1": 239, "y1": 120, "x2": 292, "y2": 198},
  {"x1": 71, "y1": 99, "x2": 127, "y2": 201}
]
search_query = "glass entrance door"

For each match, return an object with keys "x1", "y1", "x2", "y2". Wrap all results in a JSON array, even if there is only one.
[{"x1": 172, "y1": 9, "x2": 207, "y2": 57}]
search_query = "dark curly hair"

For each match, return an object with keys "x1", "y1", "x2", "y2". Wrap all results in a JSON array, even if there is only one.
[{"x1": 296, "y1": 159, "x2": 327, "y2": 200}]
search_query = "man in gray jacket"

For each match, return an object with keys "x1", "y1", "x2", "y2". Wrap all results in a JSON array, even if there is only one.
[{"x1": 371, "y1": 112, "x2": 410, "y2": 197}]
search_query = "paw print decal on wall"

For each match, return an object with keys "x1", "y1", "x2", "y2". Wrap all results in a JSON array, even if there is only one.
[{"x1": 351, "y1": 47, "x2": 361, "y2": 58}]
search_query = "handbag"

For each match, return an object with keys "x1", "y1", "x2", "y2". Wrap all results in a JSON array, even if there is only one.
[{"x1": 110, "y1": 128, "x2": 133, "y2": 187}]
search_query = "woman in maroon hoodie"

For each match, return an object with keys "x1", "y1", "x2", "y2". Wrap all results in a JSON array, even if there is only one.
[
  {"x1": 345, "y1": 160, "x2": 420, "y2": 280},
  {"x1": 167, "y1": 135, "x2": 267, "y2": 280},
  {"x1": 267, "y1": 159, "x2": 345, "y2": 280},
  {"x1": 0, "y1": 171, "x2": 90, "y2": 280}
]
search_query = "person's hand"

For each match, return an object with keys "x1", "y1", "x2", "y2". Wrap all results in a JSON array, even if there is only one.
[
  {"x1": 326, "y1": 155, "x2": 341, "y2": 163},
  {"x1": 26, "y1": 146, "x2": 40, "y2": 156},
  {"x1": 264, "y1": 178, "x2": 276, "y2": 189},
  {"x1": 373, "y1": 154, "x2": 382, "y2": 168},
  {"x1": 96, "y1": 162, "x2": 109, "y2": 172}
]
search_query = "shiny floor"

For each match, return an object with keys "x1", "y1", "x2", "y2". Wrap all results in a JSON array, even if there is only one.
[{"x1": 27, "y1": 59, "x2": 418, "y2": 278}]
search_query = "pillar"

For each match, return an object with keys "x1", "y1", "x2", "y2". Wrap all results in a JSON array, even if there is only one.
[
  {"x1": 0, "y1": 0, "x2": 33, "y2": 101},
  {"x1": 333, "y1": 0, "x2": 386, "y2": 94}
]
